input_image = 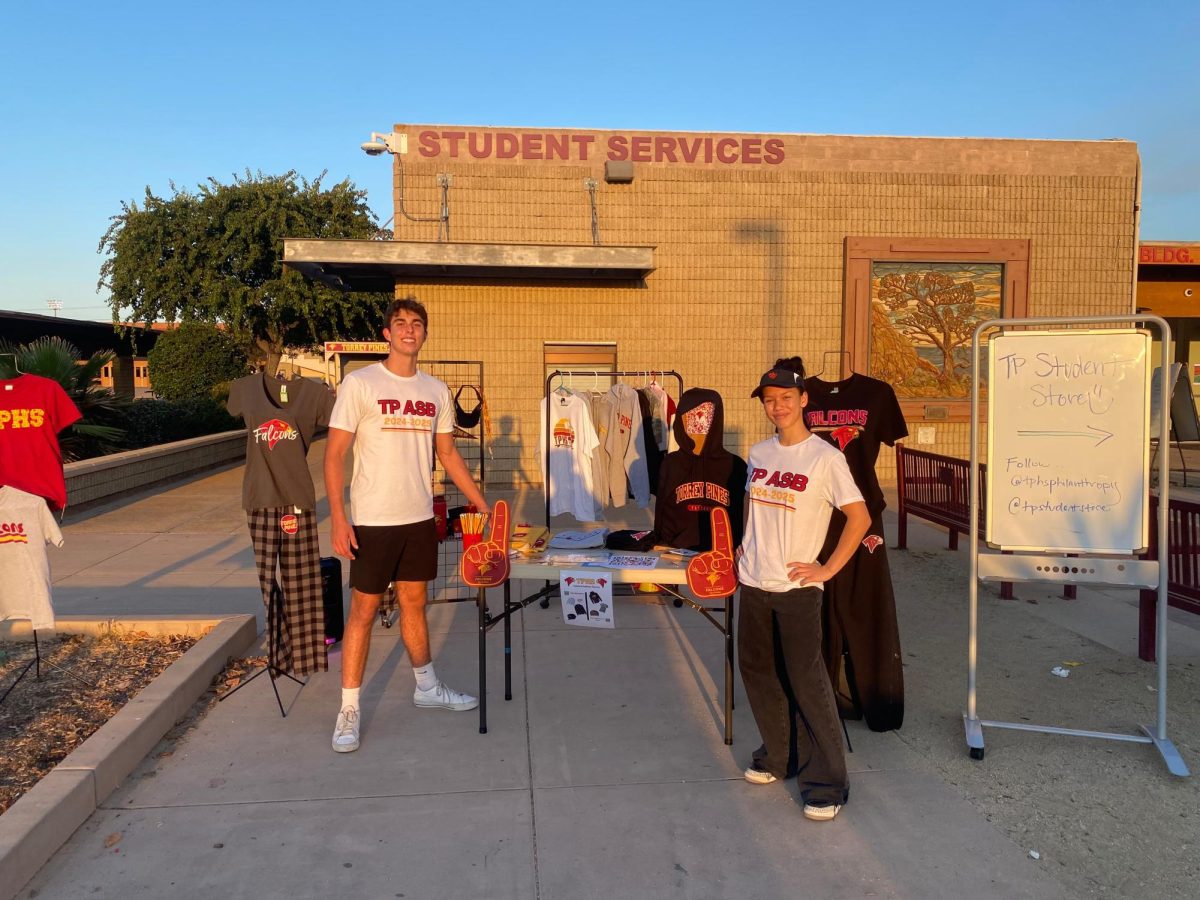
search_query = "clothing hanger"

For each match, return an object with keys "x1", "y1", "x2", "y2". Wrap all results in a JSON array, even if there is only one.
[
  {"x1": 813, "y1": 350, "x2": 853, "y2": 380},
  {"x1": 0, "y1": 351, "x2": 23, "y2": 375}
]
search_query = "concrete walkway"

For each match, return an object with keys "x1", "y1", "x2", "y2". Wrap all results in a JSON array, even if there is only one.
[{"x1": 16, "y1": 438, "x2": 1197, "y2": 899}]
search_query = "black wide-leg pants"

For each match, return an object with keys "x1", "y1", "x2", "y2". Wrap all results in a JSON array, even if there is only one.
[{"x1": 738, "y1": 583, "x2": 848, "y2": 805}]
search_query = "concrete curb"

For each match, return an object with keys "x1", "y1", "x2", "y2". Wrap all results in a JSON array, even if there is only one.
[{"x1": 0, "y1": 615, "x2": 258, "y2": 900}]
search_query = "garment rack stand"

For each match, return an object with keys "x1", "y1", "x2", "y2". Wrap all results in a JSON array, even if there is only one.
[
  {"x1": 540, "y1": 369, "x2": 683, "y2": 607},
  {"x1": 542, "y1": 369, "x2": 683, "y2": 527},
  {"x1": 0, "y1": 630, "x2": 97, "y2": 706},
  {"x1": 219, "y1": 583, "x2": 305, "y2": 717}
]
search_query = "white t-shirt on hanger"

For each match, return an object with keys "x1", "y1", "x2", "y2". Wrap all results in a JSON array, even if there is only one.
[
  {"x1": 540, "y1": 391, "x2": 601, "y2": 522},
  {"x1": 0, "y1": 486, "x2": 64, "y2": 631}
]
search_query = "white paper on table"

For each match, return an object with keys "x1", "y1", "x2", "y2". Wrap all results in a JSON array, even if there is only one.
[
  {"x1": 559, "y1": 569, "x2": 614, "y2": 629},
  {"x1": 605, "y1": 553, "x2": 659, "y2": 569}
]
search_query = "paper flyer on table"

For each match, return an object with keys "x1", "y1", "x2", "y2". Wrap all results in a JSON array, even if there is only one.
[
  {"x1": 605, "y1": 553, "x2": 659, "y2": 569},
  {"x1": 559, "y1": 569, "x2": 614, "y2": 629}
]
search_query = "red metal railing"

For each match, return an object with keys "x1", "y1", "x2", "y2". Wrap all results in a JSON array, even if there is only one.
[{"x1": 1139, "y1": 493, "x2": 1200, "y2": 661}]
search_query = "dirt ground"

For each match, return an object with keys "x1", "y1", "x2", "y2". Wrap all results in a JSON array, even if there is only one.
[
  {"x1": 0, "y1": 633, "x2": 197, "y2": 813},
  {"x1": 888, "y1": 543, "x2": 1200, "y2": 899}
]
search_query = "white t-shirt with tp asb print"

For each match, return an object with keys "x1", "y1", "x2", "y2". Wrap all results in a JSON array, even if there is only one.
[
  {"x1": 737, "y1": 434, "x2": 863, "y2": 592},
  {"x1": 328, "y1": 364, "x2": 453, "y2": 526}
]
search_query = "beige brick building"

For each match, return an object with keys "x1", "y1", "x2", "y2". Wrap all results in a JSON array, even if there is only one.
[{"x1": 286, "y1": 125, "x2": 1141, "y2": 491}]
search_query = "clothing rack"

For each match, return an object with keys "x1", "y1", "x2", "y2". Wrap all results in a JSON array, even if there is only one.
[{"x1": 542, "y1": 369, "x2": 683, "y2": 526}]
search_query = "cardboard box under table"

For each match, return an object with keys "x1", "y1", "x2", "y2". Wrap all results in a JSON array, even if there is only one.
[{"x1": 478, "y1": 551, "x2": 735, "y2": 744}]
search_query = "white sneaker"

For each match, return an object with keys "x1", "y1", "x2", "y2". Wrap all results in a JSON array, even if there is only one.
[
  {"x1": 413, "y1": 681, "x2": 479, "y2": 711},
  {"x1": 744, "y1": 764, "x2": 778, "y2": 785},
  {"x1": 332, "y1": 706, "x2": 360, "y2": 753},
  {"x1": 803, "y1": 801, "x2": 842, "y2": 822}
]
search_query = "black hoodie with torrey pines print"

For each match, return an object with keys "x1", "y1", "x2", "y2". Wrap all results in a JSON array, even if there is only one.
[{"x1": 652, "y1": 388, "x2": 747, "y2": 551}]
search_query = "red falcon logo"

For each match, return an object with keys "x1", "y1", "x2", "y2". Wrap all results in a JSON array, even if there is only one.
[
  {"x1": 830, "y1": 425, "x2": 860, "y2": 451},
  {"x1": 862, "y1": 534, "x2": 884, "y2": 553}
]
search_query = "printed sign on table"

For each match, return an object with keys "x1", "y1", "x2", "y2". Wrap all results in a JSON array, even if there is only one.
[{"x1": 559, "y1": 569, "x2": 614, "y2": 629}]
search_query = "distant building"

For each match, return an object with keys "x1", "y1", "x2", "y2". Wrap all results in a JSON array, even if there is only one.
[{"x1": 1, "y1": 311, "x2": 159, "y2": 397}]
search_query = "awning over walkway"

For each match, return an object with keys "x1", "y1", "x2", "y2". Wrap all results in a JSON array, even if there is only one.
[{"x1": 283, "y1": 238, "x2": 655, "y2": 291}]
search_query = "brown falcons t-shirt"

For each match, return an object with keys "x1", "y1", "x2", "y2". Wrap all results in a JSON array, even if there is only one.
[
  {"x1": 804, "y1": 373, "x2": 907, "y2": 517},
  {"x1": 226, "y1": 374, "x2": 334, "y2": 511}
]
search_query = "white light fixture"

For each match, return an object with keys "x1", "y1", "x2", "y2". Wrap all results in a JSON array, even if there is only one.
[{"x1": 360, "y1": 131, "x2": 407, "y2": 156}]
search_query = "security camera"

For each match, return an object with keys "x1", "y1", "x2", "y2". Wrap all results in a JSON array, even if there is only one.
[{"x1": 361, "y1": 141, "x2": 387, "y2": 156}]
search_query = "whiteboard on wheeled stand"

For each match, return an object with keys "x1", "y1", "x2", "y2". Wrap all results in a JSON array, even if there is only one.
[{"x1": 986, "y1": 329, "x2": 1151, "y2": 554}]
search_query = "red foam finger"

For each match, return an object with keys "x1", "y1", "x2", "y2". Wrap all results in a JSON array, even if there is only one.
[
  {"x1": 709, "y1": 507, "x2": 733, "y2": 557},
  {"x1": 488, "y1": 500, "x2": 510, "y2": 551}
]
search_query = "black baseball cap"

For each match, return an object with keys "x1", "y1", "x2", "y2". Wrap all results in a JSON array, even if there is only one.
[{"x1": 750, "y1": 366, "x2": 805, "y2": 398}]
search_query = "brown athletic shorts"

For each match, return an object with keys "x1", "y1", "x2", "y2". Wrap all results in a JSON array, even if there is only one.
[{"x1": 349, "y1": 519, "x2": 438, "y2": 594}]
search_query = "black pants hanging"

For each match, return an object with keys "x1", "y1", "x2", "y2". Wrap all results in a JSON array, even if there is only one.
[
  {"x1": 247, "y1": 508, "x2": 327, "y2": 676},
  {"x1": 738, "y1": 584, "x2": 848, "y2": 805},
  {"x1": 819, "y1": 509, "x2": 905, "y2": 731}
]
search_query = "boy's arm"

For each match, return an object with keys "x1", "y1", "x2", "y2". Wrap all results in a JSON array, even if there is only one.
[
  {"x1": 435, "y1": 432, "x2": 489, "y2": 514},
  {"x1": 324, "y1": 427, "x2": 358, "y2": 558}
]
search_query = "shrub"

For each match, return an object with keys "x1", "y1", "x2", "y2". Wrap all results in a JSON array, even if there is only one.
[
  {"x1": 147, "y1": 323, "x2": 248, "y2": 401},
  {"x1": 122, "y1": 397, "x2": 240, "y2": 449}
]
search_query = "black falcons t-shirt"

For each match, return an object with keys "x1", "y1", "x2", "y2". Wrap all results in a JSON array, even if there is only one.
[{"x1": 804, "y1": 374, "x2": 907, "y2": 516}]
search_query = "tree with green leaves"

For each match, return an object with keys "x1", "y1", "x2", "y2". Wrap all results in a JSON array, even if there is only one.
[
  {"x1": 99, "y1": 170, "x2": 392, "y2": 373},
  {"x1": 146, "y1": 322, "x2": 248, "y2": 402},
  {"x1": 0, "y1": 337, "x2": 127, "y2": 461}
]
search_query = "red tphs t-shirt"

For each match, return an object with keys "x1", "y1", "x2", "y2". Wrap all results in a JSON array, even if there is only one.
[{"x1": 0, "y1": 374, "x2": 82, "y2": 509}]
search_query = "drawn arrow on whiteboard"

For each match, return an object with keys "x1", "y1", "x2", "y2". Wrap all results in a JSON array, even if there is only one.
[{"x1": 1015, "y1": 425, "x2": 1114, "y2": 446}]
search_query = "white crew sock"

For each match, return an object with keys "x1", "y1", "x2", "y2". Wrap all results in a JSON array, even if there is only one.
[
  {"x1": 341, "y1": 687, "x2": 360, "y2": 710},
  {"x1": 414, "y1": 663, "x2": 438, "y2": 692}
]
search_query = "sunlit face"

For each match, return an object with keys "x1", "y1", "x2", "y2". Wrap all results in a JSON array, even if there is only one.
[
  {"x1": 383, "y1": 311, "x2": 427, "y2": 357},
  {"x1": 760, "y1": 385, "x2": 806, "y2": 432}
]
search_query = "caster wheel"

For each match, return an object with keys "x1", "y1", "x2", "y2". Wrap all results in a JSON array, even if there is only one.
[
  {"x1": 539, "y1": 597, "x2": 550, "y2": 609},
  {"x1": 969, "y1": 747, "x2": 985, "y2": 761},
  {"x1": 673, "y1": 599, "x2": 683, "y2": 608}
]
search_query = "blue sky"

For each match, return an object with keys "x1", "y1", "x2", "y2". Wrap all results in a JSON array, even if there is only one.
[{"x1": 1, "y1": 0, "x2": 1196, "y2": 322}]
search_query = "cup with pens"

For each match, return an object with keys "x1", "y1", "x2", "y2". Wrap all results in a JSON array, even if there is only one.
[{"x1": 460, "y1": 507, "x2": 488, "y2": 551}]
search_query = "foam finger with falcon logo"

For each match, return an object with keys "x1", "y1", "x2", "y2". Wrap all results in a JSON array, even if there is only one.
[
  {"x1": 686, "y1": 506, "x2": 738, "y2": 598},
  {"x1": 461, "y1": 499, "x2": 511, "y2": 588}
]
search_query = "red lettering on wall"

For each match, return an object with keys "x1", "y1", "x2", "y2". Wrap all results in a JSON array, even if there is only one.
[
  {"x1": 443, "y1": 131, "x2": 465, "y2": 157},
  {"x1": 679, "y1": 138, "x2": 702, "y2": 163},
  {"x1": 716, "y1": 138, "x2": 739, "y2": 164},
  {"x1": 654, "y1": 136, "x2": 678, "y2": 163},
  {"x1": 764, "y1": 138, "x2": 785, "y2": 164},
  {"x1": 606, "y1": 135, "x2": 628, "y2": 160},
  {"x1": 521, "y1": 133, "x2": 543, "y2": 159},
  {"x1": 468, "y1": 133, "x2": 492, "y2": 158},
  {"x1": 418, "y1": 131, "x2": 439, "y2": 158},
  {"x1": 742, "y1": 138, "x2": 762, "y2": 164},
  {"x1": 630, "y1": 136, "x2": 652, "y2": 162},
  {"x1": 545, "y1": 133, "x2": 570, "y2": 160},
  {"x1": 496, "y1": 133, "x2": 519, "y2": 159},
  {"x1": 571, "y1": 135, "x2": 595, "y2": 160},
  {"x1": 1140, "y1": 246, "x2": 1195, "y2": 264}
]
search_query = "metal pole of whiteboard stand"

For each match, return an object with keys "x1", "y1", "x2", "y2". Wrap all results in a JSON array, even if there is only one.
[{"x1": 963, "y1": 315, "x2": 1188, "y2": 776}]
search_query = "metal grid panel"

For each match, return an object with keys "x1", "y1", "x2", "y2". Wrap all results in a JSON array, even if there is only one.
[{"x1": 425, "y1": 360, "x2": 485, "y2": 604}]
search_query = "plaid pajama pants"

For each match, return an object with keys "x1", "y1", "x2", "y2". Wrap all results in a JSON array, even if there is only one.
[{"x1": 247, "y1": 508, "x2": 328, "y2": 676}]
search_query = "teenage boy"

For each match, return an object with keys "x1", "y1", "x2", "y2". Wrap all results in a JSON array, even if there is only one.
[
  {"x1": 737, "y1": 357, "x2": 870, "y2": 821},
  {"x1": 325, "y1": 297, "x2": 489, "y2": 753}
]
